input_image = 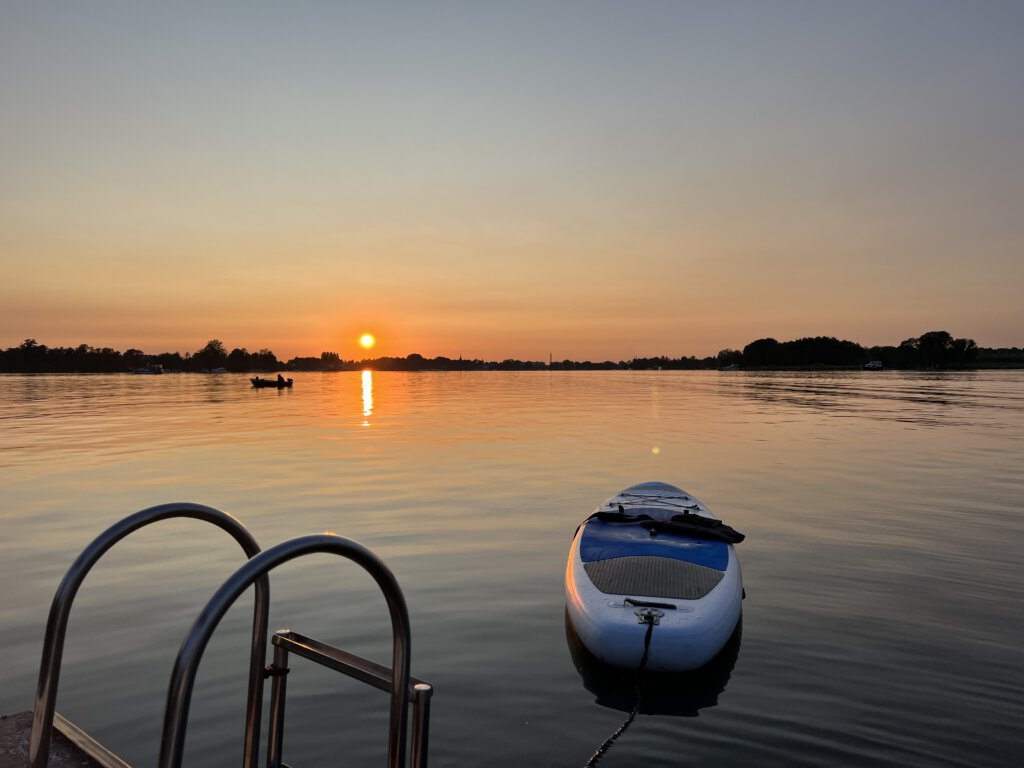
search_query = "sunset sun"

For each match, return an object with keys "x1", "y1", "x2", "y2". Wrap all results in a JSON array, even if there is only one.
[{"x1": 359, "y1": 333, "x2": 376, "y2": 350}]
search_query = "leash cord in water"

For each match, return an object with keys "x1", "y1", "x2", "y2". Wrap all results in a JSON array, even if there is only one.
[{"x1": 582, "y1": 616, "x2": 656, "y2": 768}]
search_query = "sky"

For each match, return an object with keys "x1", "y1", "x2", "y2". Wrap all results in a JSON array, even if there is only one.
[{"x1": 2, "y1": 1, "x2": 1022, "y2": 362}]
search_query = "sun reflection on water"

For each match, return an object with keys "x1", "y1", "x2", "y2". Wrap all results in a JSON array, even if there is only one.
[{"x1": 361, "y1": 369, "x2": 373, "y2": 425}]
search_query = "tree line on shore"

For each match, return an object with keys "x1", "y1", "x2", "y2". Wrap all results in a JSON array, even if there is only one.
[{"x1": 1, "y1": 332, "x2": 1020, "y2": 374}]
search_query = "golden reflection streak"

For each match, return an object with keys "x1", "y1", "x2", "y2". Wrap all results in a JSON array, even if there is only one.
[{"x1": 362, "y1": 369, "x2": 373, "y2": 426}]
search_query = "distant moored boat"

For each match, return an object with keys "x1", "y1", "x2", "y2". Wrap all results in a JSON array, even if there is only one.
[{"x1": 251, "y1": 376, "x2": 293, "y2": 389}]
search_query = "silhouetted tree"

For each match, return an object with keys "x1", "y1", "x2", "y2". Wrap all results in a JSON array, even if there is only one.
[
  {"x1": 320, "y1": 351, "x2": 343, "y2": 371},
  {"x1": 742, "y1": 338, "x2": 780, "y2": 367},
  {"x1": 717, "y1": 349, "x2": 743, "y2": 368},
  {"x1": 252, "y1": 348, "x2": 279, "y2": 371},
  {"x1": 917, "y1": 331, "x2": 954, "y2": 368},
  {"x1": 20, "y1": 339, "x2": 48, "y2": 372},
  {"x1": 193, "y1": 339, "x2": 228, "y2": 371},
  {"x1": 124, "y1": 348, "x2": 146, "y2": 370},
  {"x1": 287, "y1": 356, "x2": 322, "y2": 371},
  {"x1": 227, "y1": 348, "x2": 252, "y2": 372},
  {"x1": 902, "y1": 331, "x2": 975, "y2": 369},
  {"x1": 783, "y1": 336, "x2": 865, "y2": 366},
  {"x1": 975, "y1": 346, "x2": 1021, "y2": 365},
  {"x1": 895, "y1": 336, "x2": 920, "y2": 368},
  {"x1": 948, "y1": 337, "x2": 978, "y2": 367}
]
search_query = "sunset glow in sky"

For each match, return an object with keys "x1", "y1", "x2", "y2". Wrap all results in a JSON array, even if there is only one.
[{"x1": 2, "y1": 2, "x2": 1022, "y2": 361}]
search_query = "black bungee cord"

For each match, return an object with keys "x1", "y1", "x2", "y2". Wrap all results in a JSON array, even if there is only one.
[
  {"x1": 612, "y1": 492, "x2": 701, "y2": 513},
  {"x1": 582, "y1": 613, "x2": 657, "y2": 768}
]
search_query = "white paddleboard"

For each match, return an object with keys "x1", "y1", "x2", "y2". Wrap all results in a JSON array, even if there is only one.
[{"x1": 566, "y1": 481, "x2": 743, "y2": 671}]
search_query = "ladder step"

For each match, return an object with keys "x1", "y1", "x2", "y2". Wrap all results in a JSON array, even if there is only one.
[{"x1": 272, "y1": 630, "x2": 431, "y2": 695}]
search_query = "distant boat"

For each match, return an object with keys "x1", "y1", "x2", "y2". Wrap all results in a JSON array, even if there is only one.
[
  {"x1": 863, "y1": 361, "x2": 884, "y2": 371},
  {"x1": 719, "y1": 364, "x2": 740, "y2": 371},
  {"x1": 251, "y1": 376, "x2": 293, "y2": 389},
  {"x1": 130, "y1": 365, "x2": 163, "y2": 375}
]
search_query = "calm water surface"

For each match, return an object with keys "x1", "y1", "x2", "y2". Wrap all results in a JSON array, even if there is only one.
[{"x1": 1, "y1": 371, "x2": 1021, "y2": 767}]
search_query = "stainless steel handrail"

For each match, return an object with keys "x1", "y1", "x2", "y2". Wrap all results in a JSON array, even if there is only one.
[
  {"x1": 265, "y1": 630, "x2": 433, "y2": 768},
  {"x1": 29, "y1": 503, "x2": 269, "y2": 768},
  {"x1": 159, "y1": 533, "x2": 415, "y2": 768}
]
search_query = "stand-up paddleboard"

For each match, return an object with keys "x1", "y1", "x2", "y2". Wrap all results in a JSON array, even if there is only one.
[{"x1": 566, "y1": 482, "x2": 744, "y2": 671}]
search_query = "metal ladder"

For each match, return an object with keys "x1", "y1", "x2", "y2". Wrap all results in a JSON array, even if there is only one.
[{"x1": 29, "y1": 503, "x2": 432, "y2": 768}]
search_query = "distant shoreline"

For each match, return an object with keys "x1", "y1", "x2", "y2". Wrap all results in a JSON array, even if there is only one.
[
  {"x1": 2, "y1": 363, "x2": 1023, "y2": 375},
  {"x1": 2, "y1": 332, "x2": 1021, "y2": 374}
]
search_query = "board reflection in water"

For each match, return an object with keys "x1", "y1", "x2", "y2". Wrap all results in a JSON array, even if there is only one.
[{"x1": 565, "y1": 610, "x2": 742, "y2": 717}]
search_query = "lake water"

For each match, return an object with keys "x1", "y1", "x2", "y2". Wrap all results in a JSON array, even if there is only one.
[{"x1": 1, "y1": 370, "x2": 1021, "y2": 767}]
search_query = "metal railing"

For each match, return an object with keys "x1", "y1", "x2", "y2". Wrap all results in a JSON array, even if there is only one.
[
  {"x1": 158, "y1": 533, "x2": 430, "y2": 768},
  {"x1": 265, "y1": 630, "x2": 433, "y2": 768},
  {"x1": 29, "y1": 502, "x2": 269, "y2": 768},
  {"x1": 30, "y1": 510, "x2": 430, "y2": 768}
]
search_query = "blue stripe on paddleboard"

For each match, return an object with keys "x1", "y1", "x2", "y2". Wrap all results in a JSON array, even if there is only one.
[{"x1": 580, "y1": 520, "x2": 729, "y2": 571}]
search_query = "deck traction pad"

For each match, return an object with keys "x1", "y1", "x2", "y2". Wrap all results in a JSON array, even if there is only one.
[{"x1": 584, "y1": 555, "x2": 724, "y2": 600}]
